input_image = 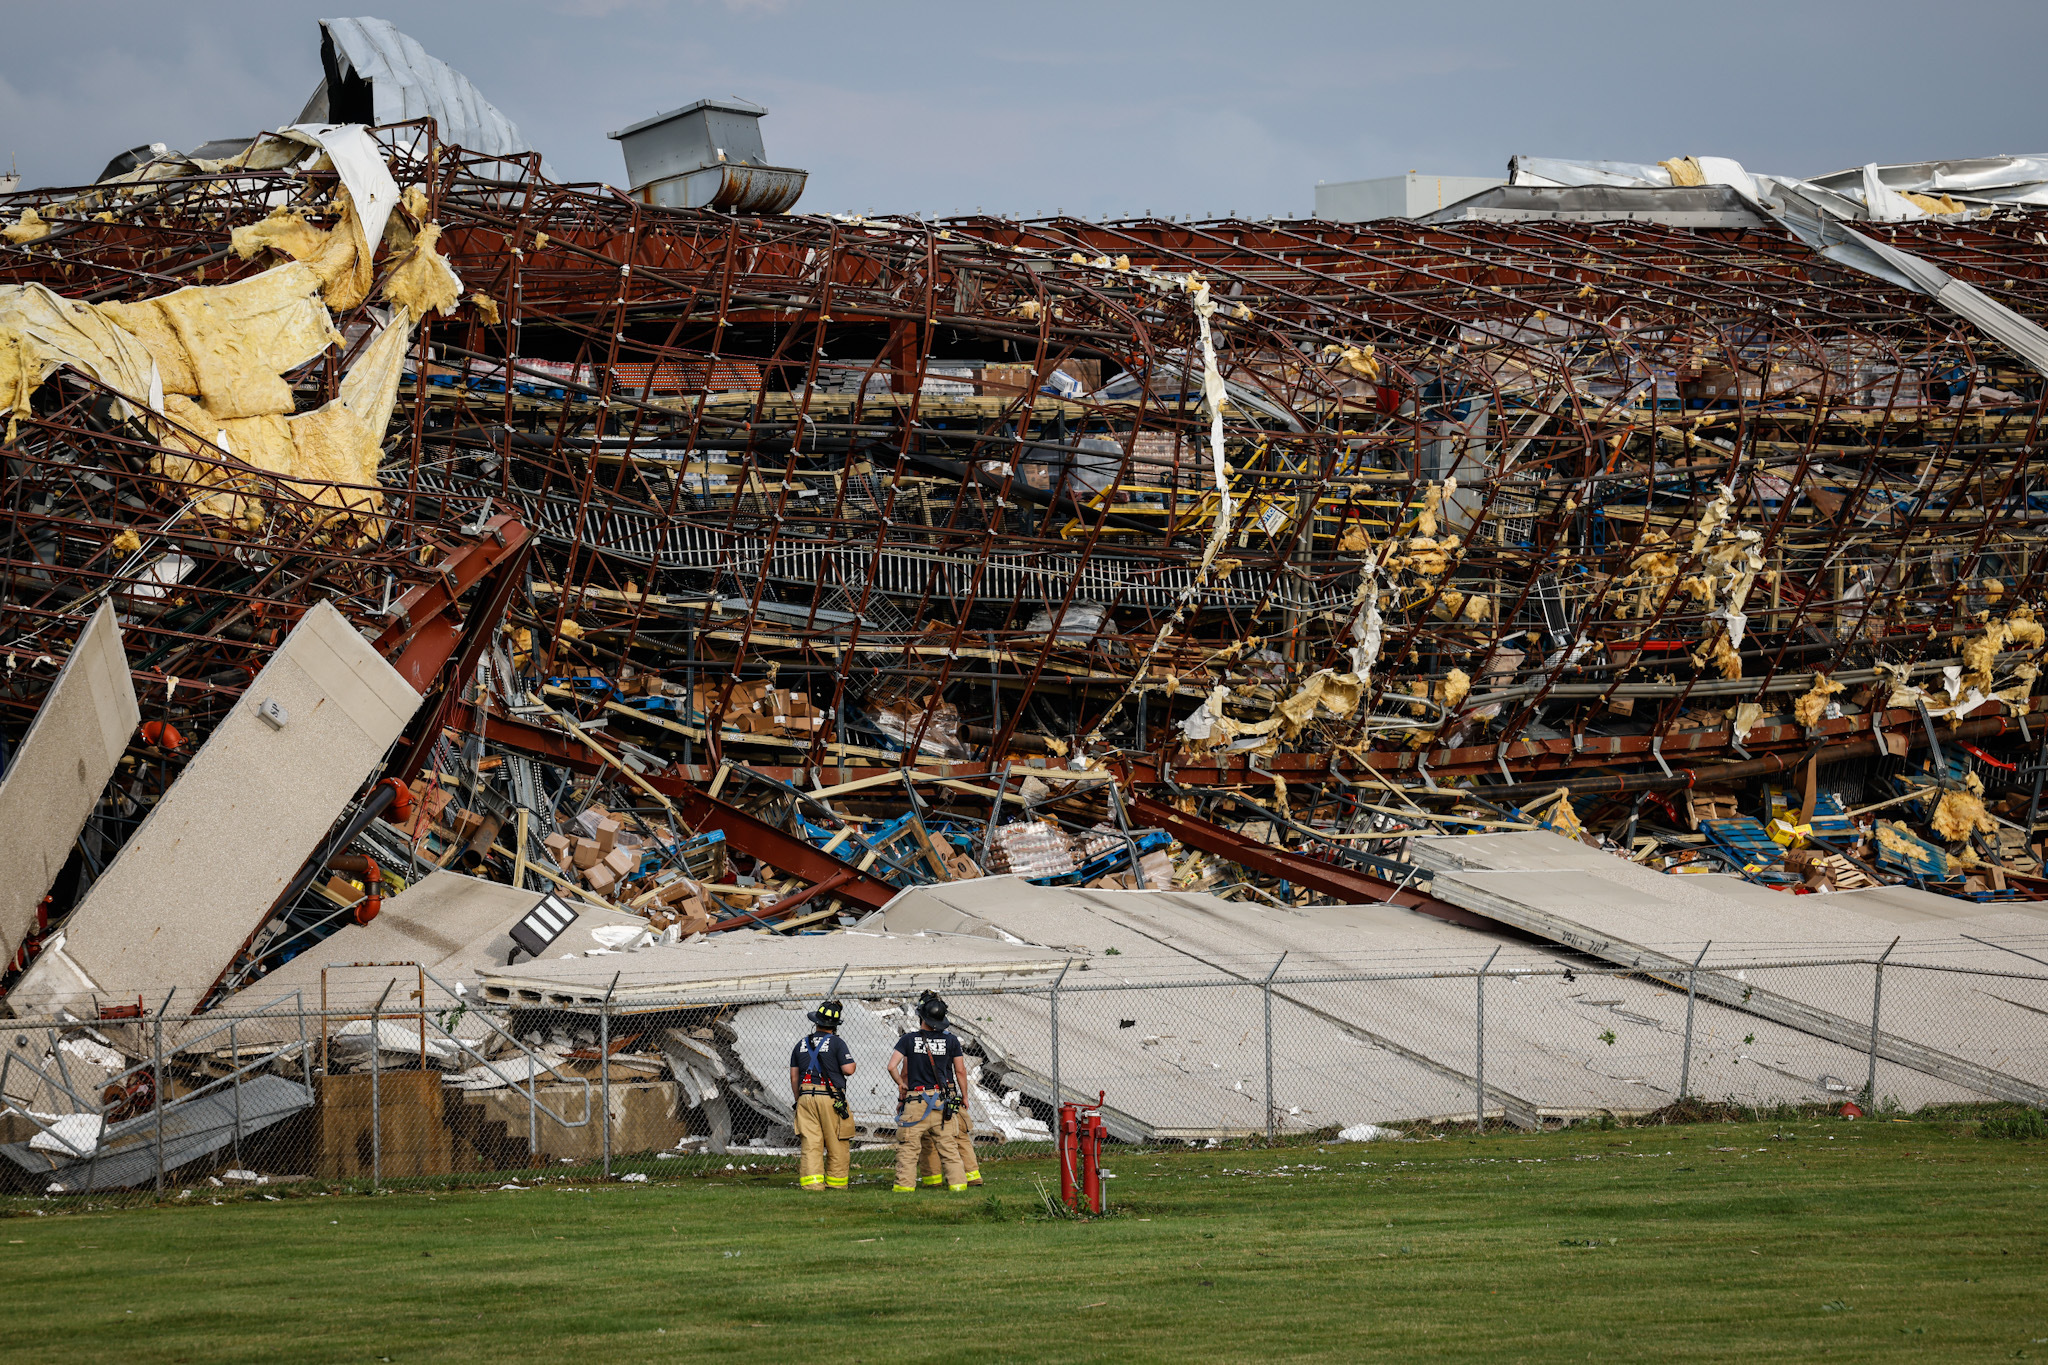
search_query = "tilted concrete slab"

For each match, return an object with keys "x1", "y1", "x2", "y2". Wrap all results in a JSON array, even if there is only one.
[
  {"x1": 872, "y1": 879, "x2": 1983, "y2": 1134},
  {"x1": 192, "y1": 871, "x2": 651, "y2": 1047},
  {"x1": 476, "y1": 926, "x2": 1068, "y2": 1010},
  {"x1": 1411, "y1": 831, "x2": 2048, "y2": 1105},
  {"x1": 8, "y1": 601, "x2": 420, "y2": 1016},
  {"x1": 0, "y1": 602, "x2": 138, "y2": 964}
]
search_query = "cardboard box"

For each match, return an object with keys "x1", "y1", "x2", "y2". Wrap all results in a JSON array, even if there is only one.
[
  {"x1": 584, "y1": 862, "x2": 618, "y2": 894},
  {"x1": 592, "y1": 816, "x2": 621, "y2": 855},
  {"x1": 544, "y1": 832, "x2": 572, "y2": 868},
  {"x1": 404, "y1": 780, "x2": 454, "y2": 838},
  {"x1": 601, "y1": 845, "x2": 636, "y2": 878},
  {"x1": 655, "y1": 877, "x2": 706, "y2": 906},
  {"x1": 573, "y1": 838, "x2": 604, "y2": 870}
]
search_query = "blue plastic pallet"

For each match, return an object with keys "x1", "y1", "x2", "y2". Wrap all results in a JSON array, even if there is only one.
[{"x1": 1699, "y1": 818, "x2": 1799, "y2": 885}]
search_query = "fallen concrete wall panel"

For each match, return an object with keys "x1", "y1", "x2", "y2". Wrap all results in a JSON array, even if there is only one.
[
  {"x1": 478, "y1": 927, "x2": 1067, "y2": 1009},
  {"x1": 9, "y1": 602, "x2": 420, "y2": 1016},
  {"x1": 880, "y1": 880, "x2": 1986, "y2": 1128},
  {"x1": 195, "y1": 871, "x2": 651, "y2": 1048},
  {"x1": 1, "y1": 1074, "x2": 311, "y2": 1191},
  {"x1": 0, "y1": 602, "x2": 138, "y2": 963},
  {"x1": 1412, "y1": 834, "x2": 2048, "y2": 1106}
]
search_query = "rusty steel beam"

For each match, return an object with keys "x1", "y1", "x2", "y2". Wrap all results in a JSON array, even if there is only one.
[
  {"x1": 446, "y1": 702, "x2": 901, "y2": 912},
  {"x1": 1126, "y1": 792, "x2": 1496, "y2": 928}
]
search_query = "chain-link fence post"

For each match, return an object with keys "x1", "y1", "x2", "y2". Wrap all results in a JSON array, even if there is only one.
[
  {"x1": 230, "y1": 1018, "x2": 243, "y2": 1172},
  {"x1": 1866, "y1": 937, "x2": 1899, "y2": 1106},
  {"x1": 1476, "y1": 947, "x2": 1499, "y2": 1131},
  {"x1": 1051, "y1": 959, "x2": 1072, "y2": 1109},
  {"x1": 367, "y1": 977, "x2": 398, "y2": 1192},
  {"x1": 1679, "y1": 940, "x2": 1711, "y2": 1101},
  {"x1": 601, "y1": 972, "x2": 618, "y2": 1180},
  {"x1": 370, "y1": 989, "x2": 383, "y2": 1193},
  {"x1": 152, "y1": 1011, "x2": 165, "y2": 1195},
  {"x1": 1263, "y1": 952, "x2": 1287, "y2": 1143}
]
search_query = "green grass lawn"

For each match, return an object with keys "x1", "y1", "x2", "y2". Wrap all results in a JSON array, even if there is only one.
[{"x1": 5, "y1": 1116, "x2": 2044, "y2": 1363}]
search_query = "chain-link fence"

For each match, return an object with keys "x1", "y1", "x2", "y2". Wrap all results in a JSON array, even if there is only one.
[{"x1": 4, "y1": 941, "x2": 2044, "y2": 1209}]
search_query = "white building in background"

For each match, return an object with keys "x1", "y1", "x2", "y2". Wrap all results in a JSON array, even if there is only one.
[{"x1": 1315, "y1": 171, "x2": 1504, "y2": 221}]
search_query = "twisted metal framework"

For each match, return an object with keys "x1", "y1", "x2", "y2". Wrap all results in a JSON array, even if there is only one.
[{"x1": 5, "y1": 127, "x2": 2048, "y2": 830}]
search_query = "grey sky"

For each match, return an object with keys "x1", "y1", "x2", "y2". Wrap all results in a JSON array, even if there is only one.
[{"x1": 5, "y1": 1, "x2": 2045, "y2": 218}]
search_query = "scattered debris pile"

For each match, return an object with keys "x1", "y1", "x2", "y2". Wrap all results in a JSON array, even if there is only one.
[{"x1": 1, "y1": 17, "x2": 2047, "y2": 1188}]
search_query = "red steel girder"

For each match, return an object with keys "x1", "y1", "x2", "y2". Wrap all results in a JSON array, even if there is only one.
[
  {"x1": 374, "y1": 513, "x2": 532, "y2": 692},
  {"x1": 1126, "y1": 792, "x2": 1493, "y2": 929},
  {"x1": 445, "y1": 702, "x2": 901, "y2": 912}
]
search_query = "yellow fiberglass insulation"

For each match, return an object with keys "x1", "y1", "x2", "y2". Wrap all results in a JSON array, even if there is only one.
[
  {"x1": 1660, "y1": 156, "x2": 1707, "y2": 187},
  {"x1": 0, "y1": 281, "x2": 162, "y2": 424},
  {"x1": 1276, "y1": 668, "x2": 1362, "y2": 736},
  {"x1": 2, "y1": 208, "x2": 51, "y2": 246},
  {"x1": 0, "y1": 326, "x2": 39, "y2": 442},
  {"x1": 1437, "y1": 667, "x2": 1472, "y2": 710},
  {"x1": 96, "y1": 297, "x2": 198, "y2": 394},
  {"x1": 230, "y1": 208, "x2": 330, "y2": 267},
  {"x1": 151, "y1": 315, "x2": 408, "y2": 536},
  {"x1": 1792, "y1": 675, "x2": 1845, "y2": 728},
  {"x1": 108, "y1": 263, "x2": 339, "y2": 420},
  {"x1": 1932, "y1": 786, "x2": 1998, "y2": 842},
  {"x1": 1695, "y1": 620, "x2": 1742, "y2": 680},
  {"x1": 1627, "y1": 530, "x2": 1679, "y2": 580},
  {"x1": 381, "y1": 223, "x2": 463, "y2": 324},
  {"x1": 154, "y1": 394, "x2": 266, "y2": 530},
  {"x1": 1962, "y1": 621, "x2": 2007, "y2": 691},
  {"x1": 227, "y1": 191, "x2": 373, "y2": 312},
  {"x1": 2009, "y1": 605, "x2": 2047, "y2": 650},
  {"x1": 277, "y1": 314, "x2": 410, "y2": 531}
]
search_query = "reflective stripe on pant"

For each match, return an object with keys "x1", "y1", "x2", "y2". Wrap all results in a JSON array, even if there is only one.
[
  {"x1": 795, "y1": 1091, "x2": 850, "y2": 1190},
  {"x1": 893, "y1": 1094, "x2": 961, "y2": 1192},
  {"x1": 919, "y1": 1109, "x2": 981, "y2": 1187}
]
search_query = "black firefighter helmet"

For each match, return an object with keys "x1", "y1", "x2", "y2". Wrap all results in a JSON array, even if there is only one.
[
  {"x1": 917, "y1": 990, "x2": 948, "y2": 1027},
  {"x1": 808, "y1": 999, "x2": 844, "y2": 1029}
]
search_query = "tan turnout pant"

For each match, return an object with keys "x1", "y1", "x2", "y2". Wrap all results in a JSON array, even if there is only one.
[
  {"x1": 894, "y1": 1092, "x2": 963, "y2": 1191},
  {"x1": 795, "y1": 1091, "x2": 849, "y2": 1189},
  {"x1": 919, "y1": 1109, "x2": 981, "y2": 1186}
]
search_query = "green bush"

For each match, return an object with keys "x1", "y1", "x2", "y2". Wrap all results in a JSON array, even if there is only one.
[{"x1": 1979, "y1": 1108, "x2": 2048, "y2": 1140}]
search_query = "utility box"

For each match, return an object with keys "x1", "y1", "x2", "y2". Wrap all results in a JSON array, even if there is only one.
[
  {"x1": 1315, "y1": 172, "x2": 1503, "y2": 222},
  {"x1": 609, "y1": 98, "x2": 807, "y2": 214}
]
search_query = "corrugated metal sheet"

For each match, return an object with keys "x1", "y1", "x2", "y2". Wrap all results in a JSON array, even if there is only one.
[{"x1": 302, "y1": 17, "x2": 542, "y2": 168}]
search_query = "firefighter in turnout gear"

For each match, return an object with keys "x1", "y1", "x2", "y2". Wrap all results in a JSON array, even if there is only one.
[
  {"x1": 789, "y1": 1000, "x2": 856, "y2": 1190},
  {"x1": 914, "y1": 992, "x2": 983, "y2": 1188},
  {"x1": 887, "y1": 992, "x2": 971, "y2": 1192}
]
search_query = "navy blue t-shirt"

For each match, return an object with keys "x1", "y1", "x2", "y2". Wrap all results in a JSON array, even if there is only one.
[
  {"x1": 790, "y1": 1031, "x2": 853, "y2": 1084},
  {"x1": 893, "y1": 1028, "x2": 963, "y2": 1090}
]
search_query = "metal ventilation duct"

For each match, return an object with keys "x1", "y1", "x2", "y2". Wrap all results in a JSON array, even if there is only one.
[{"x1": 609, "y1": 98, "x2": 806, "y2": 214}]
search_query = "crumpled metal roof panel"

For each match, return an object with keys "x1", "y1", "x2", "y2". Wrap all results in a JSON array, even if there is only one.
[{"x1": 316, "y1": 16, "x2": 538, "y2": 165}]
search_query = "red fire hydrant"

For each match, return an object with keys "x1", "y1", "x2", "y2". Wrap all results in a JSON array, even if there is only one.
[{"x1": 1056, "y1": 1092, "x2": 1109, "y2": 1214}]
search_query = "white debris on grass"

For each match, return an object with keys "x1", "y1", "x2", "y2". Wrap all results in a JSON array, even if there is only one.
[{"x1": 1337, "y1": 1122, "x2": 1397, "y2": 1142}]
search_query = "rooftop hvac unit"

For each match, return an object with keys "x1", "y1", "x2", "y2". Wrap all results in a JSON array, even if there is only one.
[{"x1": 608, "y1": 98, "x2": 807, "y2": 214}]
